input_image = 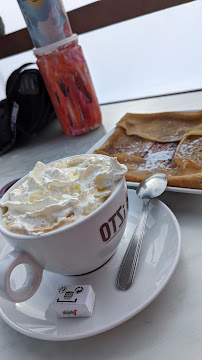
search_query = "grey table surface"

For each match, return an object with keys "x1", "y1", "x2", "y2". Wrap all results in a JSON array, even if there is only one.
[{"x1": 0, "y1": 91, "x2": 202, "y2": 359}]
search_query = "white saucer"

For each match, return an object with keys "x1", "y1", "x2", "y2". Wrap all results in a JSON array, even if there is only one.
[{"x1": 0, "y1": 189, "x2": 181, "y2": 341}]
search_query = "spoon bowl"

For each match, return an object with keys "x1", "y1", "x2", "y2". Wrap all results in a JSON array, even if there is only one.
[{"x1": 137, "y1": 173, "x2": 168, "y2": 200}]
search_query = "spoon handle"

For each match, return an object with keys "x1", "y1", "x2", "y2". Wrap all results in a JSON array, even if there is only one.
[{"x1": 116, "y1": 200, "x2": 149, "y2": 290}]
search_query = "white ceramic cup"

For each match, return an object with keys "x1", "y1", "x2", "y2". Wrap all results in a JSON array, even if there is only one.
[{"x1": 0, "y1": 157, "x2": 128, "y2": 303}]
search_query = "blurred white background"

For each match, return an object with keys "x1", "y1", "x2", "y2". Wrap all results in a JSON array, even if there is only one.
[{"x1": 0, "y1": 1, "x2": 202, "y2": 106}]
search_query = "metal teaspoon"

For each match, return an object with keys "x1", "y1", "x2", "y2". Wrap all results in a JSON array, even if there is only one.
[{"x1": 116, "y1": 173, "x2": 168, "y2": 290}]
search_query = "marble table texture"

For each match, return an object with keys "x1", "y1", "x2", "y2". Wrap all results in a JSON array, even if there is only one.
[{"x1": 0, "y1": 91, "x2": 202, "y2": 359}]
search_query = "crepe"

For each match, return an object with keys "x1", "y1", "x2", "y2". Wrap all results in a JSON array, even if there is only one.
[{"x1": 93, "y1": 111, "x2": 202, "y2": 189}]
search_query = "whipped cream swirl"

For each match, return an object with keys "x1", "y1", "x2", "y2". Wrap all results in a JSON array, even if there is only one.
[{"x1": 1, "y1": 155, "x2": 127, "y2": 235}]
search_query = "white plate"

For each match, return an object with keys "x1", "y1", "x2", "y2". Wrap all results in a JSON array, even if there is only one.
[
  {"x1": 87, "y1": 128, "x2": 202, "y2": 195},
  {"x1": 0, "y1": 189, "x2": 181, "y2": 341}
]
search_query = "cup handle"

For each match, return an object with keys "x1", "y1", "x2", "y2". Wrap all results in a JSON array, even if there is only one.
[{"x1": 0, "y1": 249, "x2": 43, "y2": 302}]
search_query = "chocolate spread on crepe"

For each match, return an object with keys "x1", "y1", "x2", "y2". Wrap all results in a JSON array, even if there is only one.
[{"x1": 93, "y1": 111, "x2": 202, "y2": 189}]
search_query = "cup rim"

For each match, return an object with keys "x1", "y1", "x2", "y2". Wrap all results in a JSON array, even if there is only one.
[
  {"x1": 33, "y1": 34, "x2": 78, "y2": 56},
  {"x1": 0, "y1": 154, "x2": 126, "y2": 240}
]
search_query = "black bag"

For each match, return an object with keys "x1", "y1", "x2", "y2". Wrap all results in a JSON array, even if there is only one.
[
  {"x1": 0, "y1": 98, "x2": 15, "y2": 155},
  {"x1": 0, "y1": 63, "x2": 55, "y2": 155}
]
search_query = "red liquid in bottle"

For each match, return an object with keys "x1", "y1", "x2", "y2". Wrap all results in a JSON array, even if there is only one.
[{"x1": 35, "y1": 36, "x2": 102, "y2": 135}]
